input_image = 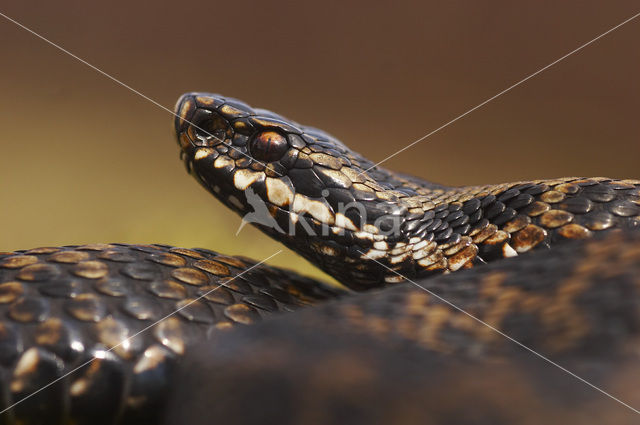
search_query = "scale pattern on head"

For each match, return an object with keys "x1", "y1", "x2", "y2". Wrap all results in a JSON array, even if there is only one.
[{"x1": 175, "y1": 93, "x2": 640, "y2": 290}]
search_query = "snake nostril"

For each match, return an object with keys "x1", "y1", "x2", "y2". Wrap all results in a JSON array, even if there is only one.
[{"x1": 189, "y1": 110, "x2": 232, "y2": 145}]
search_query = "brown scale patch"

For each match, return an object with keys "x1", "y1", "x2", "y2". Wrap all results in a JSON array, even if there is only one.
[
  {"x1": 24, "y1": 247, "x2": 60, "y2": 255},
  {"x1": 194, "y1": 259, "x2": 230, "y2": 276},
  {"x1": 178, "y1": 133, "x2": 191, "y2": 150},
  {"x1": 443, "y1": 237, "x2": 471, "y2": 256},
  {"x1": 16, "y1": 263, "x2": 61, "y2": 281},
  {"x1": 224, "y1": 303, "x2": 261, "y2": 325},
  {"x1": 153, "y1": 317, "x2": 186, "y2": 354},
  {"x1": 9, "y1": 297, "x2": 49, "y2": 323},
  {"x1": 425, "y1": 258, "x2": 448, "y2": 272},
  {"x1": 214, "y1": 321, "x2": 234, "y2": 331},
  {"x1": 511, "y1": 224, "x2": 547, "y2": 253},
  {"x1": 471, "y1": 224, "x2": 498, "y2": 244},
  {"x1": 95, "y1": 316, "x2": 135, "y2": 359},
  {"x1": 352, "y1": 182, "x2": 374, "y2": 193},
  {"x1": 539, "y1": 294, "x2": 589, "y2": 351},
  {"x1": 213, "y1": 255, "x2": 247, "y2": 268},
  {"x1": 69, "y1": 358, "x2": 115, "y2": 398},
  {"x1": 618, "y1": 179, "x2": 640, "y2": 185},
  {"x1": 340, "y1": 304, "x2": 366, "y2": 329},
  {"x1": 123, "y1": 298, "x2": 159, "y2": 321},
  {"x1": 539, "y1": 210, "x2": 574, "y2": 228},
  {"x1": 148, "y1": 280, "x2": 188, "y2": 300},
  {"x1": 148, "y1": 253, "x2": 187, "y2": 267},
  {"x1": 448, "y1": 244, "x2": 479, "y2": 271},
  {"x1": 405, "y1": 291, "x2": 431, "y2": 315},
  {"x1": 478, "y1": 271, "x2": 509, "y2": 298},
  {"x1": 554, "y1": 183, "x2": 580, "y2": 194},
  {"x1": 66, "y1": 294, "x2": 107, "y2": 322},
  {"x1": 77, "y1": 244, "x2": 114, "y2": 251},
  {"x1": 539, "y1": 190, "x2": 565, "y2": 203},
  {"x1": 169, "y1": 248, "x2": 204, "y2": 259},
  {"x1": 416, "y1": 250, "x2": 445, "y2": 268},
  {"x1": 557, "y1": 223, "x2": 592, "y2": 239},
  {"x1": 0, "y1": 282, "x2": 24, "y2": 304},
  {"x1": 416, "y1": 304, "x2": 456, "y2": 353},
  {"x1": 477, "y1": 286, "x2": 524, "y2": 344},
  {"x1": 132, "y1": 345, "x2": 172, "y2": 378},
  {"x1": 483, "y1": 230, "x2": 509, "y2": 246},
  {"x1": 368, "y1": 315, "x2": 393, "y2": 339},
  {"x1": 524, "y1": 201, "x2": 551, "y2": 217},
  {"x1": 94, "y1": 277, "x2": 130, "y2": 297},
  {"x1": 194, "y1": 95, "x2": 214, "y2": 106},
  {"x1": 10, "y1": 348, "x2": 42, "y2": 393},
  {"x1": 48, "y1": 251, "x2": 90, "y2": 264},
  {"x1": 34, "y1": 317, "x2": 66, "y2": 347},
  {"x1": 171, "y1": 267, "x2": 209, "y2": 286},
  {"x1": 97, "y1": 250, "x2": 137, "y2": 262},
  {"x1": 0, "y1": 255, "x2": 38, "y2": 269},
  {"x1": 620, "y1": 240, "x2": 640, "y2": 264},
  {"x1": 502, "y1": 215, "x2": 531, "y2": 233},
  {"x1": 73, "y1": 261, "x2": 109, "y2": 279}
]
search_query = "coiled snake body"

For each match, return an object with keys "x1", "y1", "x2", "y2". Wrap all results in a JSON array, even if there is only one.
[{"x1": 0, "y1": 93, "x2": 639, "y2": 424}]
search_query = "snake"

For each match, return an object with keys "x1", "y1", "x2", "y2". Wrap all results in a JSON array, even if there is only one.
[{"x1": 0, "y1": 92, "x2": 639, "y2": 424}]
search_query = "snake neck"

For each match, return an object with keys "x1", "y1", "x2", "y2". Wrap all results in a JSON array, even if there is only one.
[{"x1": 174, "y1": 92, "x2": 640, "y2": 290}]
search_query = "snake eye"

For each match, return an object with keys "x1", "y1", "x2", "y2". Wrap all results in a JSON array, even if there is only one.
[{"x1": 249, "y1": 131, "x2": 289, "y2": 162}]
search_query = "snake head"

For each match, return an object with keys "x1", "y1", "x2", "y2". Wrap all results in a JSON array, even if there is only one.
[{"x1": 174, "y1": 92, "x2": 415, "y2": 287}]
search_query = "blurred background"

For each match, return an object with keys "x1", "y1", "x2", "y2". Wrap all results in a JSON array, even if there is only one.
[{"x1": 0, "y1": 1, "x2": 638, "y2": 284}]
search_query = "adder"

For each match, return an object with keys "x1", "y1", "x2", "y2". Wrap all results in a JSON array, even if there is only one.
[{"x1": 0, "y1": 93, "x2": 639, "y2": 424}]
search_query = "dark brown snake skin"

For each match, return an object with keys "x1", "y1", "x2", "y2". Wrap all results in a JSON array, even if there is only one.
[
  {"x1": 164, "y1": 231, "x2": 640, "y2": 425},
  {"x1": 0, "y1": 93, "x2": 639, "y2": 424},
  {"x1": 0, "y1": 245, "x2": 341, "y2": 424}
]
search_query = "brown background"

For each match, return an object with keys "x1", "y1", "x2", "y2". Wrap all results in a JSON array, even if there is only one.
[{"x1": 0, "y1": 1, "x2": 638, "y2": 283}]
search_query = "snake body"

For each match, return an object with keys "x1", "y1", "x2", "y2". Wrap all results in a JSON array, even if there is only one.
[
  {"x1": 165, "y1": 229, "x2": 640, "y2": 425},
  {"x1": 0, "y1": 244, "x2": 341, "y2": 424},
  {"x1": 0, "y1": 93, "x2": 638, "y2": 424}
]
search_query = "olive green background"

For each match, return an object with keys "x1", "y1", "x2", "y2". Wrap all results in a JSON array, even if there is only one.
[{"x1": 0, "y1": 1, "x2": 638, "y2": 284}]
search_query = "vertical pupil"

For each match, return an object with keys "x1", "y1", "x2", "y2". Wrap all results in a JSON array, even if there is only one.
[{"x1": 251, "y1": 131, "x2": 288, "y2": 162}]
